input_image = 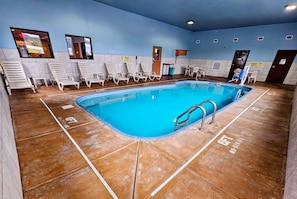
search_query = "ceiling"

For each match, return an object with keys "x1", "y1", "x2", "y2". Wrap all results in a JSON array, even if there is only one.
[{"x1": 93, "y1": 0, "x2": 297, "y2": 32}]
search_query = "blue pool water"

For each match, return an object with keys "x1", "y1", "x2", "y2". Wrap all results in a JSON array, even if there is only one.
[{"x1": 76, "y1": 81, "x2": 252, "y2": 139}]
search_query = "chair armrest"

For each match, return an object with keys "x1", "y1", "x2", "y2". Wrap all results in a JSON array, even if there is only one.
[{"x1": 4, "y1": 78, "x2": 9, "y2": 87}]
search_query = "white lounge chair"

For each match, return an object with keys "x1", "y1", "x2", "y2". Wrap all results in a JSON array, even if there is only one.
[
  {"x1": 1, "y1": 61, "x2": 36, "y2": 95},
  {"x1": 140, "y1": 63, "x2": 162, "y2": 80},
  {"x1": 48, "y1": 62, "x2": 80, "y2": 90},
  {"x1": 104, "y1": 63, "x2": 129, "y2": 85},
  {"x1": 125, "y1": 62, "x2": 148, "y2": 83},
  {"x1": 77, "y1": 62, "x2": 104, "y2": 87}
]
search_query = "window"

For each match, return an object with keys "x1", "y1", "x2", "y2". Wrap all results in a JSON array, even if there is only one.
[
  {"x1": 65, "y1": 34, "x2": 93, "y2": 59},
  {"x1": 10, "y1": 27, "x2": 54, "y2": 58}
]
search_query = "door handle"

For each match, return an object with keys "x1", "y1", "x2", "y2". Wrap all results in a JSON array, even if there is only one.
[{"x1": 272, "y1": 66, "x2": 275, "y2": 68}]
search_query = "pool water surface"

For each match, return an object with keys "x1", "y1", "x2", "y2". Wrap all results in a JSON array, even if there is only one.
[{"x1": 76, "y1": 81, "x2": 252, "y2": 138}]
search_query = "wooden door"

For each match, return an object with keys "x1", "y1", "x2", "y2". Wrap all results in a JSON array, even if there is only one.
[
  {"x1": 152, "y1": 46, "x2": 162, "y2": 75},
  {"x1": 227, "y1": 50, "x2": 250, "y2": 80},
  {"x1": 266, "y1": 50, "x2": 297, "y2": 83},
  {"x1": 73, "y1": 43, "x2": 81, "y2": 59}
]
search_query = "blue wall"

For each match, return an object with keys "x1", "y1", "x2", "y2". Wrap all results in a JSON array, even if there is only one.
[
  {"x1": 0, "y1": 0, "x2": 296, "y2": 62},
  {"x1": 190, "y1": 23, "x2": 297, "y2": 61},
  {"x1": 0, "y1": 0, "x2": 192, "y2": 58}
]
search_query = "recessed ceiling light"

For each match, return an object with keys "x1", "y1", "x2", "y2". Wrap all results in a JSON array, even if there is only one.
[
  {"x1": 285, "y1": 4, "x2": 297, "y2": 10},
  {"x1": 187, "y1": 20, "x2": 195, "y2": 25}
]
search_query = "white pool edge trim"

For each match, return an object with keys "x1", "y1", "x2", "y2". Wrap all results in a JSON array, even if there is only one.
[
  {"x1": 39, "y1": 98, "x2": 119, "y2": 199},
  {"x1": 150, "y1": 88, "x2": 270, "y2": 197}
]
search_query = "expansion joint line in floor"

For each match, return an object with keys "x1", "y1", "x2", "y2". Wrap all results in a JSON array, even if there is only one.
[
  {"x1": 150, "y1": 89, "x2": 271, "y2": 197},
  {"x1": 39, "y1": 98, "x2": 119, "y2": 199},
  {"x1": 132, "y1": 141, "x2": 141, "y2": 199}
]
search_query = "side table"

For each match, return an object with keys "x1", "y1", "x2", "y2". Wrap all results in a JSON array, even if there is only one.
[{"x1": 32, "y1": 77, "x2": 48, "y2": 88}]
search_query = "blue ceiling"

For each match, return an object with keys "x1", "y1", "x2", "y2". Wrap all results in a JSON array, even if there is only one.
[{"x1": 93, "y1": 0, "x2": 297, "y2": 32}]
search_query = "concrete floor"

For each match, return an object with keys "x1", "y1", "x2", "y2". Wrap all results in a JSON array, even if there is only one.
[{"x1": 9, "y1": 75, "x2": 294, "y2": 198}]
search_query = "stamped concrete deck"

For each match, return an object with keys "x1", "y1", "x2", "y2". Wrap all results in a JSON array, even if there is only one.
[{"x1": 9, "y1": 76, "x2": 293, "y2": 198}]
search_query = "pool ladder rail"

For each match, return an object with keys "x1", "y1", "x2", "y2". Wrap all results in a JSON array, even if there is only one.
[{"x1": 174, "y1": 100, "x2": 217, "y2": 131}]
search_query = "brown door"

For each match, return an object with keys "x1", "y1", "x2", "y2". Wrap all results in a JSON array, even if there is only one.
[
  {"x1": 266, "y1": 50, "x2": 297, "y2": 83},
  {"x1": 73, "y1": 43, "x2": 81, "y2": 59},
  {"x1": 227, "y1": 50, "x2": 250, "y2": 80},
  {"x1": 152, "y1": 46, "x2": 162, "y2": 75}
]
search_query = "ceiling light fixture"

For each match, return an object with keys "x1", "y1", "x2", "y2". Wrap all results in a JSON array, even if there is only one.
[
  {"x1": 285, "y1": 4, "x2": 297, "y2": 10},
  {"x1": 187, "y1": 20, "x2": 195, "y2": 25}
]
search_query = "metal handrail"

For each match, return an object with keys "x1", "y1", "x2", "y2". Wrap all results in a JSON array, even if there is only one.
[
  {"x1": 174, "y1": 100, "x2": 216, "y2": 131},
  {"x1": 199, "y1": 100, "x2": 217, "y2": 124}
]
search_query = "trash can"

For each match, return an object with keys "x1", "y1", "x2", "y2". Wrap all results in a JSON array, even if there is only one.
[{"x1": 168, "y1": 67, "x2": 175, "y2": 76}]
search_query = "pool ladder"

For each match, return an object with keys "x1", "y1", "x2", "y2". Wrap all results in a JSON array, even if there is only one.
[{"x1": 174, "y1": 100, "x2": 217, "y2": 131}]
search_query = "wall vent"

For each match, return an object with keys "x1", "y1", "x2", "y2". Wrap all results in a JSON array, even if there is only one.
[{"x1": 213, "y1": 62, "x2": 221, "y2": 70}]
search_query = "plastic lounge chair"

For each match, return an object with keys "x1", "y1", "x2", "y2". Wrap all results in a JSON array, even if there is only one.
[
  {"x1": 77, "y1": 62, "x2": 104, "y2": 87},
  {"x1": 228, "y1": 68, "x2": 243, "y2": 83},
  {"x1": 1, "y1": 61, "x2": 36, "y2": 95},
  {"x1": 228, "y1": 65, "x2": 250, "y2": 85},
  {"x1": 140, "y1": 63, "x2": 162, "y2": 80},
  {"x1": 48, "y1": 62, "x2": 80, "y2": 90},
  {"x1": 190, "y1": 66, "x2": 200, "y2": 77},
  {"x1": 195, "y1": 68, "x2": 206, "y2": 80},
  {"x1": 125, "y1": 62, "x2": 148, "y2": 83},
  {"x1": 184, "y1": 65, "x2": 191, "y2": 76},
  {"x1": 199, "y1": 68, "x2": 206, "y2": 77},
  {"x1": 104, "y1": 63, "x2": 129, "y2": 85}
]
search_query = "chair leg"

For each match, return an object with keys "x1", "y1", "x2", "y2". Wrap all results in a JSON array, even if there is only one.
[
  {"x1": 113, "y1": 78, "x2": 119, "y2": 85},
  {"x1": 58, "y1": 83, "x2": 64, "y2": 90},
  {"x1": 7, "y1": 87, "x2": 12, "y2": 95},
  {"x1": 133, "y1": 76, "x2": 139, "y2": 83},
  {"x1": 75, "y1": 83, "x2": 80, "y2": 89},
  {"x1": 86, "y1": 80, "x2": 91, "y2": 87},
  {"x1": 31, "y1": 86, "x2": 36, "y2": 93}
]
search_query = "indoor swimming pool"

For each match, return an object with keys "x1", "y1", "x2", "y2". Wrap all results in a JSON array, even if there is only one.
[{"x1": 76, "y1": 81, "x2": 252, "y2": 138}]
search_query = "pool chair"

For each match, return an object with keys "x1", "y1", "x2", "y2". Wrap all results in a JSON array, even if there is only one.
[
  {"x1": 228, "y1": 68, "x2": 243, "y2": 83},
  {"x1": 104, "y1": 63, "x2": 129, "y2": 85},
  {"x1": 140, "y1": 63, "x2": 162, "y2": 80},
  {"x1": 77, "y1": 62, "x2": 105, "y2": 87},
  {"x1": 1, "y1": 61, "x2": 36, "y2": 95},
  {"x1": 48, "y1": 62, "x2": 80, "y2": 90},
  {"x1": 184, "y1": 65, "x2": 193, "y2": 76},
  {"x1": 125, "y1": 62, "x2": 148, "y2": 83},
  {"x1": 190, "y1": 66, "x2": 200, "y2": 77},
  {"x1": 248, "y1": 70, "x2": 259, "y2": 83}
]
